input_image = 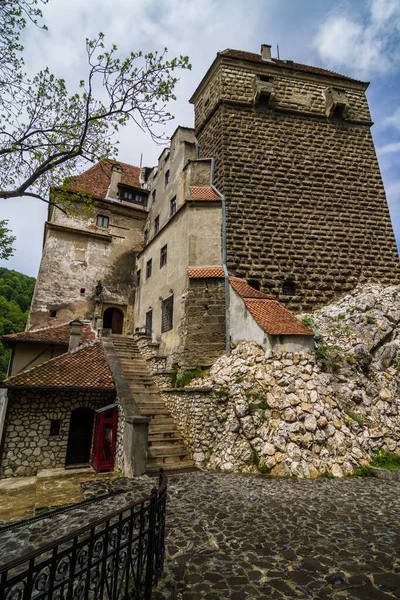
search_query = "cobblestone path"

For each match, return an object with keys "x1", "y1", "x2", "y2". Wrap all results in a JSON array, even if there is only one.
[{"x1": 154, "y1": 471, "x2": 400, "y2": 600}]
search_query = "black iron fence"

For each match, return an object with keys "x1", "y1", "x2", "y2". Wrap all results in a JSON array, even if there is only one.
[{"x1": 0, "y1": 468, "x2": 167, "y2": 600}]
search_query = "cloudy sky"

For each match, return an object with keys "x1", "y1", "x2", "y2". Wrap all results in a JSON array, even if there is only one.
[{"x1": 1, "y1": 0, "x2": 399, "y2": 277}]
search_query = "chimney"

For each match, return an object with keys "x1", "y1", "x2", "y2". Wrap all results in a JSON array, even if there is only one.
[
  {"x1": 107, "y1": 163, "x2": 122, "y2": 199},
  {"x1": 260, "y1": 44, "x2": 272, "y2": 61},
  {"x1": 69, "y1": 319, "x2": 83, "y2": 351}
]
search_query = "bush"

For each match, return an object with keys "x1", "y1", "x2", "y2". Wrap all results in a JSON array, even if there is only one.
[
  {"x1": 170, "y1": 364, "x2": 205, "y2": 388},
  {"x1": 371, "y1": 449, "x2": 400, "y2": 469}
]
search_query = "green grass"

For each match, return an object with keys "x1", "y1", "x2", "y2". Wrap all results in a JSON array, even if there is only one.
[
  {"x1": 234, "y1": 376, "x2": 244, "y2": 384},
  {"x1": 371, "y1": 449, "x2": 400, "y2": 469},
  {"x1": 344, "y1": 409, "x2": 364, "y2": 426},
  {"x1": 170, "y1": 364, "x2": 205, "y2": 388}
]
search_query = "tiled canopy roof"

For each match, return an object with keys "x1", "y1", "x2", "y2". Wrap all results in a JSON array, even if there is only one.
[
  {"x1": 67, "y1": 160, "x2": 141, "y2": 199},
  {"x1": 189, "y1": 186, "x2": 220, "y2": 201},
  {"x1": 2, "y1": 341, "x2": 114, "y2": 389},
  {"x1": 220, "y1": 49, "x2": 364, "y2": 84},
  {"x1": 229, "y1": 277, "x2": 274, "y2": 299},
  {"x1": 187, "y1": 267, "x2": 225, "y2": 278},
  {"x1": 230, "y1": 277, "x2": 313, "y2": 336},
  {"x1": 2, "y1": 323, "x2": 95, "y2": 347}
]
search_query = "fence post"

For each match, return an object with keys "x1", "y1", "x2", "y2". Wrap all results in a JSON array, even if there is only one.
[{"x1": 145, "y1": 487, "x2": 157, "y2": 599}]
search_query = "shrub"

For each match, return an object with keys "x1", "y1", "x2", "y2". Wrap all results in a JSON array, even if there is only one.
[
  {"x1": 170, "y1": 364, "x2": 205, "y2": 388},
  {"x1": 371, "y1": 449, "x2": 400, "y2": 469}
]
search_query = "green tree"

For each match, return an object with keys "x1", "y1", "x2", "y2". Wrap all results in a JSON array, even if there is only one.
[
  {"x1": 0, "y1": 220, "x2": 15, "y2": 260},
  {"x1": 0, "y1": 0, "x2": 191, "y2": 209},
  {"x1": 0, "y1": 267, "x2": 36, "y2": 379}
]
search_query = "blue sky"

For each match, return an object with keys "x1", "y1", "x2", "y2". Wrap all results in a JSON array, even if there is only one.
[{"x1": 1, "y1": 0, "x2": 399, "y2": 277}]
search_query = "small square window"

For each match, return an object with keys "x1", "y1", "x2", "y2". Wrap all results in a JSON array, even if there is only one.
[
  {"x1": 282, "y1": 281, "x2": 296, "y2": 296},
  {"x1": 170, "y1": 196, "x2": 176, "y2": 217},
  {"x1": 154, "y1": 216, "x2": 160, "y2": 235},
  {"x1": 160, "y1": 244, "x2": 167, "y2": 268},
  {"x1": 80, "y1": 288, "x2": 85, "y2": 295},
  {"x1": 50, "y1": 419, "x2": 61, "y2": 436},
  {"x1": 146, "y1": 259, "x2": 152, "y2": 279},
  {"x1": 49, "y1": 310, "x2": 57, "y2": 318},
  {"x1": 136, "y1": 269, "x2": 141, "y2": 287},
  {"x1": 97, "y1": 215, "x2": 109, "y2": 228},
  {"x1": 165, "y1": 170, "x2": 170, "y2": 186},
  {"x1": 161, "y1": 295, "x2": 173, "y2": 332}
]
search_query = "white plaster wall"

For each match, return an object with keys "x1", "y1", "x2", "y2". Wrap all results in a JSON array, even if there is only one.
[{"x1": 230, "y1": 288, "x2": 314, "y2": 353}]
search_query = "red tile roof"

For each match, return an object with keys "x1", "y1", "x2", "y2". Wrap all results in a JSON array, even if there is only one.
[
  {"x1": 229, "y1": 277, "x2": 274, "y2": 299},
  {"x1": 2, "y1": 323, "x2": 95, "y2": 347},
  {"x1": 244, "y1": 298, "x2": 313, "y2": 336},
  {"x1": 229, "y1": 277, "x2": 313, "y2": 336},
  {"x1": 187, "y1": 267, "x2": 225, "y2": 278},
  {"x1": 67, "y1": 160, "x2": 141, "y2": 199},
  {"x1": 2, "y1": 341, "x2": 114, "y2": 389},
  {"x1": 189, "y1": 186, "x2": 220, "y2": 201},
  {"x1": 220, "y1": 49, "x2": 365, "y2": 83}
]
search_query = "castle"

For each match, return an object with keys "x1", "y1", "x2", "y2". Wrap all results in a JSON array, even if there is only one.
[{"x1": 0, "y1": 44, "x2": 398, "y2": 479}]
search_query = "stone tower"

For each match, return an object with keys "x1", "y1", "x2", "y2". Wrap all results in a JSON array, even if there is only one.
[
  {"x1": 190, "y1": 45, "x2": 400, "y2": 312},
  {"x1": 28, "y1": 160, "x2": 148, "y2": 333}
]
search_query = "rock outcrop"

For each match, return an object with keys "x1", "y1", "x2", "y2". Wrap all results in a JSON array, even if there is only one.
[{"x1": 164, "y1": 284, "x2": 400, "y2": 477}]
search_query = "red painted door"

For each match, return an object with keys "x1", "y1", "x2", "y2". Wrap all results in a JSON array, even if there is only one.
[{"x1": 91, "y1": 404, "x2": 118, "y2": 473}]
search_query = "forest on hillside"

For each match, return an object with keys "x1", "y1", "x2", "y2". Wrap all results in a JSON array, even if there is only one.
[{"x1": 0, "y1": 268, "x2": 36, "y2": 380}]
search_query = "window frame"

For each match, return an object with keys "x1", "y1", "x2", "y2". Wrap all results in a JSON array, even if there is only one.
[
  {"x1": 161, "y1": 295, "x2": 174, "y2": 333},
  {"x1": 170, "y1": 196, "x2": 176, "y2": 217},
  {"x1": 164, "y1": 170, "x2": 170, "y2": 186},
  {"x1": 160, "y1": 244, "x2": 167, "y2": 268},
  {"x1": 146, "y1": 259, "x2": 152, "y2": 279},
  {"x1": 136, "y1": 269, "x2": 141, "y2": 287},
  {"x1": 154, "y1": 216, "x2": 160, "y2": 235},
  {"x1": 96, "y1": 214, "x2": 110, "y2": 228}
]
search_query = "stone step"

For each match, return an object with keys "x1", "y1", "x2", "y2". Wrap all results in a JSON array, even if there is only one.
[
  {"x1": 145, "y1": 460, "x2": 196, "y2": 475},
  {"x1": 147, "y1": 452, "x2": 192, "y2": 463},
  {"x1": 148, "y1": 435, "x2": 183, "y2": 444},
  {"x1": 148, "y1": 422, "x2": 179, "y2": 433},
  {"x1": 148, "y1": 444, "x2": 189, "y2": 457},
  {"x1": 147, "y1": 455, "x2": 193, "y2": 467}
]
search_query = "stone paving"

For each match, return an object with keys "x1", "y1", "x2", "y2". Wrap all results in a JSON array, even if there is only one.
[{"x1": 154, "y1": 471, "x2": 400, "y2": 600}]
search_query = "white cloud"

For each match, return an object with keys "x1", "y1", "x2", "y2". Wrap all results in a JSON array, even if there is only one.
[
  {"x1": 313, "y1": 0, "x2": 400, "y2": 77},
  {"x1": 384, "y1": 106, "x2": 400, "y2": 131},
  {"x1": 377, "y1": 141, "x2": 400, "y2": 154}
]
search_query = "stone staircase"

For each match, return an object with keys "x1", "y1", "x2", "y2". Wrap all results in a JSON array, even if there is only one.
[{"x1": 111, "y1": 335, "x2": 195, "y2": 475}]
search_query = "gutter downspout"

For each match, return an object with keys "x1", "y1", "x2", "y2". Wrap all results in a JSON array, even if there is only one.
[{"x1": 209, "y1": 157, "x2": 230, "y2": 356}]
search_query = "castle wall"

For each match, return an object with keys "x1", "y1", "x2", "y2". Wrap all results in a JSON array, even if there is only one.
[
  {"x1": 28, "y1": 199, "x2": 147, "y2": 332},
  {"x1": 194, "y1": 59, "x2": 400, "y2": 312}
]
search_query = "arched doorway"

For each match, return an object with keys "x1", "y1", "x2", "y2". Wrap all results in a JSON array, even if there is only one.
[
  {"x1": 103, "y1": 307, "x2": 124, "y2": 334},
  {"x1": 65, "y1": 407, "x2": 94, "y2": 466}
]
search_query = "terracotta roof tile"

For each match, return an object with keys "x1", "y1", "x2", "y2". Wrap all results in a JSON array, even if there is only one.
[
  {"x1": 229, "y1": 277, "x2": 274, "y2": 299},
  {"x1": 189, "y1": 186, "x2": 220, "y2": 201},
  {"x1": 2, "y1": 323, "x2": 95, "y2": 346},
  {"x1": 220, "y1": 49, "x2": 365, "y2": 84},
  {"x1": 187, "y1": 267, "x2": 225, "y2": 278},
  {"x1": 2, "y1": 341, "x2": 114, "y2": 389},
  {"x1": 67, "y1": 160, "x2": 141, "y2": 199},
  {"x1": 244, "y1": 298, "x2": 314, "y2": 336}
]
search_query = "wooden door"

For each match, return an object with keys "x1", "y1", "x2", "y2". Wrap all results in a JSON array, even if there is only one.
[
  {"x1": 91, "y1": 405, "x2": 118, "y2": 473},
  {"x1": 65, "y1": 407, "x2": 94, "y2": 465},
  {"x1": 112, "y1": 309, "x2": 123, "y2": 334}
]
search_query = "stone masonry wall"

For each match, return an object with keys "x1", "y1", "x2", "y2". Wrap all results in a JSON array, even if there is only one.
[
  {"x1": 0, "y1": 389, "x2": 115, "y2": 477},
  {"x1": 196, "y1": 62, "x2": 400, "y2": 313},
  {"x1": 161, "y1": 285, "x2": 400, "y2": 478},
  {"x1": 179, "y1": 278, "x2": 226, "y2": 367}
]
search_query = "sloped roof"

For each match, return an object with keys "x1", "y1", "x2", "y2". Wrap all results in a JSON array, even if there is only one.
[
  {"x1": 187, "y1": 267, "x2": 225, "y2": 278},
  {"x1": 67, "y1": 160, "x2": 141, "y2": 199},
  {"x1": 189, "y1": 186, "x2": 220, "y2": 201},
  {"x1": 220, "y1": 49, "x2": 365, "y2": 84},
  {"x1": 2, "y1": 341, "x2": 114, "y2": 389},
  {"x1": 2, "y1": 323, "x2": 95, "y2": 347},
  {"x1": 229, "y1": 277, "x2": 274, "y2": 299},
  {"x1": 230, "y1": 277, "x2": 313, "y2": 336}
]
